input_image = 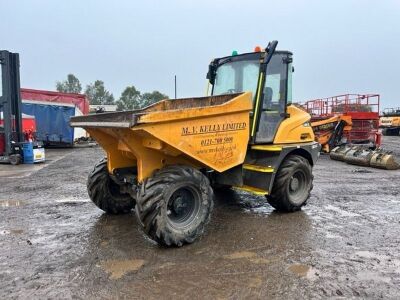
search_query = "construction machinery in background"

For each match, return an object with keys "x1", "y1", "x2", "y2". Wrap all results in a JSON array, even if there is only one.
[
  {"x1": 71, "y1": 41, "x2": 321, "y2": 247},
  {"x1": 0, "y1": 50, "x2": 45, "y2": 165},
  {"x1": 303, "y1": 94, "x2": 398, "y2": 169},
  {"x1": 304, "y1": 94, "x2": 381, "y2": 147},
  {"x1": 380, "y1": 107, "x2": 400, "y2": 136}
]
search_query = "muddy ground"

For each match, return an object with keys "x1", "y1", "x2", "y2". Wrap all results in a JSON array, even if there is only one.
[{"x1": 0, "y1": 137, "x2": 399, "y2": 299}]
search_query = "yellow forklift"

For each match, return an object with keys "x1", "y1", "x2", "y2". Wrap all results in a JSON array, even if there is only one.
[{"x1": 71, "y1": 41, "x2": 321, "y2": 246}]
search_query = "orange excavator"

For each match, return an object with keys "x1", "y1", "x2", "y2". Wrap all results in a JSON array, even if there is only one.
[{"x1": 311, "y1": 115, "x2": 352, "y2": 152}]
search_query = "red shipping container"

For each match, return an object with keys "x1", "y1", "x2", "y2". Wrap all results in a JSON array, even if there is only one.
[{"x1": 20, "y1": 88, "x2": 89, "y2": 115}]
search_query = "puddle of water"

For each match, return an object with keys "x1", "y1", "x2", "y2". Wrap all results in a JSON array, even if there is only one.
[
  {"x1": 100, "y1": 259, "x2": 145, "y2": 279},
  {"x1": 0, "y1": 200, "x2": 25, "y2": 208},
  {"x1": 288, "y1": 264, "x2": 317, "y2": 280}
]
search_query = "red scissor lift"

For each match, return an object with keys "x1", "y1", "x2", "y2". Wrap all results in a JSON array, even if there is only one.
[{"x1": 304, "y1": 94, "x2": 381, "y2": 146}]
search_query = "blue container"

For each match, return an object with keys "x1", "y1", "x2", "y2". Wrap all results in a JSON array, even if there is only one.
[
  {"x1": 21, "y1": 142, "x2": 45, "y2": 164},
  {"x1": 22, "y1": 142, "x2": 34, "y2": 164}
]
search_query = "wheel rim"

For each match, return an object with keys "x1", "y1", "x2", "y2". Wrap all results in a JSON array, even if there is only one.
[
  {"x1": 167, "y1": 187, "x2": 200, "y2": 228},
  {"x1": 288, "y1": 169, "x2": 308, "y2": 205}
]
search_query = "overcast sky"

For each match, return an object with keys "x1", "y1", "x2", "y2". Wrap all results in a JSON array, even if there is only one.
[{"x1": 1, "y1": 0, "x2": 399, "y2": 109}]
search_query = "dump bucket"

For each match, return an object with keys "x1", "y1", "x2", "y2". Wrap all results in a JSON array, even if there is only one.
[{"x1": 70, "y1": 92, "x2": 253, "y2": 181}]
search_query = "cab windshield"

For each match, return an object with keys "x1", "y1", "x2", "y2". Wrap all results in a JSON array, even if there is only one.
[{"x1": 212, "y1": 59, "x2": 260, "y2": 97}]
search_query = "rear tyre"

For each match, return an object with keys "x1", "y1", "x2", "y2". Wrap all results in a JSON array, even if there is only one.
[
  {"x1": 87, "y1": 158, "x2": 134, "y2": 214},
  {"x1": 135, "y1": 165, "x2": 214, "y2": 247},
  {"x1": 267, "y1": 155, "x2": 313, "y2": 212}
]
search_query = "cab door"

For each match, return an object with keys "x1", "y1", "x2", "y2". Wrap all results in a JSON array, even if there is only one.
[{"x1": 254, "y1": 52, "x2": 292, "y2": 143}]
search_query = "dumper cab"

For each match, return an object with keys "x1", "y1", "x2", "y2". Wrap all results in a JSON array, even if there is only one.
[
  {"x1": 71, "y1": 41, "x2": 320, "y2": 247},
  {"x1": 207, "y1": 42, "x2": 319, "y2": 196}
]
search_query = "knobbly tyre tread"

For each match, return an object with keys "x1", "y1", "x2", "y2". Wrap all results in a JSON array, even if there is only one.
[
  {"x1": 267, "y1": 155, "x2": 313, "y2": 212},
  {"x1": 87, "y1": 158, "x2": 134, "y2": 214},
  {"x1": 135, "y1": 165, "x2": 214, "y2": 247}
]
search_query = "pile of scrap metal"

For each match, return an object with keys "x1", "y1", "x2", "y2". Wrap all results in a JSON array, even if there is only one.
[{"x1": 330, "y1": 145, "x2": 399, "y2": 170}]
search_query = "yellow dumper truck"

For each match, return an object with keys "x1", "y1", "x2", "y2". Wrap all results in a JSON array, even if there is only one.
[{"x1": 70, "y1": 41, "x2": 320, "y2": 246}]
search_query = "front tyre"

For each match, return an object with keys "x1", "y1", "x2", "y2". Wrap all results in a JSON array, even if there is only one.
[
  {"x1": 267, "y1": 155, "x2": 313, "y2": 212},
  {"x1": 87, "y1": 159, "x2": 135, "y2": 214},
  {"x1": 9, "y1": 154, "x2": 22, "y2": 165},
  {"x1": 135, "y1": 165, "x2": 214, "y2": 247}
]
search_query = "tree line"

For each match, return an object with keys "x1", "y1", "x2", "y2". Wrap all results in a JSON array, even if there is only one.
[{"x1": 56, "y1": 74, "x2": 169, "y2": 111}]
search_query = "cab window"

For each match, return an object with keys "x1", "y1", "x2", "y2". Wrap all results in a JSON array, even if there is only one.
[{"x1": 213, "y1": 60, "x2": 259, "y2": 99}]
